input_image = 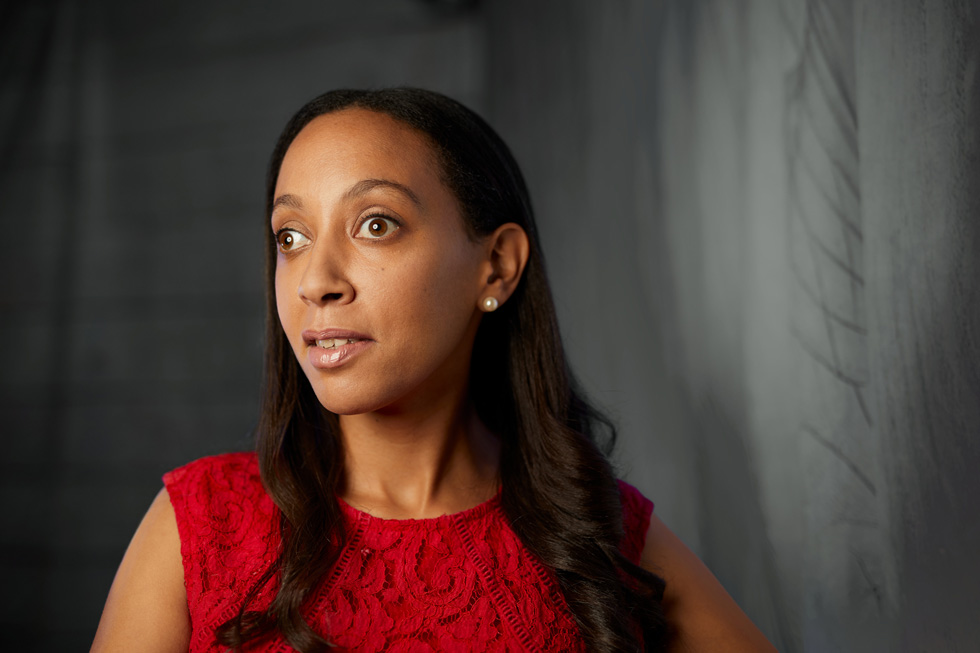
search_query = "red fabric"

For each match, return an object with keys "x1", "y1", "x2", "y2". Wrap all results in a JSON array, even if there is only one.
[{"x1": 164, "y1": 452, "x2": 654, "y2": 652}]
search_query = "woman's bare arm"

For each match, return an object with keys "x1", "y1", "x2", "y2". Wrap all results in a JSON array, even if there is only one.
[
  {"x1": 641, "y1": 514, "x2": 778, "y2": 652},
  {"x1": 91, "y1": 488, "x2": 191, "y2": 653}
]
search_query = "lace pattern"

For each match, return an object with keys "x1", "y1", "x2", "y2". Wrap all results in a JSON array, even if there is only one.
[{"x1": 164, "y1": 453, "x2": 653, "y2": 652}]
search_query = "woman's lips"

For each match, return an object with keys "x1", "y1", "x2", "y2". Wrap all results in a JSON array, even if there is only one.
[{"x1": 302, "y1": 329, "x2": 373, "y2": 370}]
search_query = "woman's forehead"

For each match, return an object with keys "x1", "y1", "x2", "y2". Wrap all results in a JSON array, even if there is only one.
[
  {"x1": 274, "y1": 108, "x2": 453, "y2": 213},
  {"x1": 287, "y1": 108, "x2": 440, "y2": 173}
]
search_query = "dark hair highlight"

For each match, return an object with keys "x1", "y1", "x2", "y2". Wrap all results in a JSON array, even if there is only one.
[{"x1": 216, "y1": 87, "x2": 667, "y2": 652}]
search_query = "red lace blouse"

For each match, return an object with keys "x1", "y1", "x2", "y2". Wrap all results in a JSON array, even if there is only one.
[{"x1": 164, "y1": 452, "x2": 654, "y2": 652}]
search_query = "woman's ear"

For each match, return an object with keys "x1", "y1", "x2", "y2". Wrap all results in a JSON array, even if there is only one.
[{"x1": 479, "y1": 223, "x2": 530, "y2": 311}]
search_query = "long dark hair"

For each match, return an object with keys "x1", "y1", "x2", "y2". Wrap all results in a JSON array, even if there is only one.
[{"x1": 217, "y1": 88, "x2": 667, "y2": 652}]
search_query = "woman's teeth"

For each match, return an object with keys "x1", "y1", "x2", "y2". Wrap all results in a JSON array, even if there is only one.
[{"x1": 316, "y1": 338, "x2": 358, "y2": 349}]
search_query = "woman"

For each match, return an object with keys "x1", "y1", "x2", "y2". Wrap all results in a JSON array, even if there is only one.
[{"x1": 92, "y1": 88, "x2": 776, "y2": 652}]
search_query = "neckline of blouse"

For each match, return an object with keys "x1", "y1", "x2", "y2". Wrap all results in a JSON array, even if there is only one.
[{"x1": 336, "y1": 486, "x2": 503, "y2": 528}]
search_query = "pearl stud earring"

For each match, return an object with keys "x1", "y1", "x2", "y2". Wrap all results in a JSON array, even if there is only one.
[{"x1": 481, "y1": 297, "x2": 499, "y2": 312}]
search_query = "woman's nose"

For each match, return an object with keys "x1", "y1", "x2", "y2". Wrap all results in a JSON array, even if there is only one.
[{"x1": 296, "y1": 242, "x2": 355, "y2": 306}]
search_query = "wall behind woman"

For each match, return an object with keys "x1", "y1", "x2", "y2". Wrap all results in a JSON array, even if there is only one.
[
  {"x1": 485, "y1": 1, "x2": 980, "y2": 651},
  {"x1": 0, "y1": 1, "x2": 485, "y2": 649}
]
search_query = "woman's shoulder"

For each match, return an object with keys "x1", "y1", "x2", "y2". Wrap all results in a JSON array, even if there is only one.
[
  {"x1": 162, "y1": 451, "x2": 271, "y2": 543},
  {"x1": 164, "y1": 450, "x2": 259, "y2": 487},
  {"x1": 616, "y1": 479, "x2": 655, "y2": 564},
  {"x1": 160, "y1": 452, "x2": 279, "y2": 642},
  {"x1": 163, "y1": 451, "x2": 261, "y2": 493},
  {"x1": 616, "y1": 479, "x2": 654, "y2": 514}
]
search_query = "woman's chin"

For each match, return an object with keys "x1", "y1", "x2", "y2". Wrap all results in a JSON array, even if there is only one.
[
  {"x1": 313, "y1": 397, "x2": 378, "y2": 417},
  {"x1": 309, "y1": 386, "x2": 389, "y2": 417}
]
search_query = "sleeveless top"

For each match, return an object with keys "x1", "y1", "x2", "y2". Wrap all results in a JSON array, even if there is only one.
[{"x1": 164, "y1": 452, "x2": 654, "y2": 652}]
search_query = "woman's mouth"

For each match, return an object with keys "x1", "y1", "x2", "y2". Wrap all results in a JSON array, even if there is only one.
[
  {"x1": 316, "y1": 337, "x2": 362, "y2": 349},
  {"x1": 302, "y1": 330, "x2": 373, "y2": 369}
]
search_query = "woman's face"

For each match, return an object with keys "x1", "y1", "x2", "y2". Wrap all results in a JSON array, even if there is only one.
[{"x1": 272, "y1": 108, "x2": 488, "y2": 415}]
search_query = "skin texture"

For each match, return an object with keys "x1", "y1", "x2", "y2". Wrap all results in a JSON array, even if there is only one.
[
  {"x1": 90, "y1": 489, "x2": 190, "y2": 652},
  {"x1": 271, "y1": 109, "x2": 528, "y2": 517},
  {"x1": 641, "y1": 515, "x2": 779, "y2": 651},
  {"x1": 273, "y1": 109, "x2": 489, "y2": 419},
  {"x1": 91, "y1": 108, "x2": 776, "y2": 652}
]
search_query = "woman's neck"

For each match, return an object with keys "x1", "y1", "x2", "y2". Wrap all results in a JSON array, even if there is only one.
[{"x1": 337, "y1": 398, "x2": 500, "y2": 520}]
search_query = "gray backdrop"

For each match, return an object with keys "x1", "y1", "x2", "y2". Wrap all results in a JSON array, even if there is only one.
[{"x1": 2, "y1": 1, "x2": 978, "y2": 651}]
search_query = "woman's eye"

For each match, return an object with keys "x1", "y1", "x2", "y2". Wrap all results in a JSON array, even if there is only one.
[
  {"x1": 357, "y1": 216, "x2": 399, "y2": 239},
  {"x1": 275, "y1": 229, "x2": 310, "y2": 252}
]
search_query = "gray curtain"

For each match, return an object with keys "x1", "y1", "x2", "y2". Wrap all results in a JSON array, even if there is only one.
[
  {"x1": 487, "y1": 1, "x2": 980, "y2": 651},
  {"x1": 3, "y1": 1, "x2": 978, "y2": 651}
]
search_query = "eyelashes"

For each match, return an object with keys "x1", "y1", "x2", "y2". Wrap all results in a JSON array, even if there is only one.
[
  {"x1": 355, "y1": 215, "x2": 400, "y2": 239},
  {"x1": 273, "y1": 213, "x2": 402, "y2": 253},
  {"x1": 275, "y1": 228, "x2": 311, "y2": 252}
]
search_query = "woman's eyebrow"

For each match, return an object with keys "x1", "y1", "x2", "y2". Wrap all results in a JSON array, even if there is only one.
[
  {"x1": 272, "y1": 193, "x2": 304, "y2": 213},
  {"x1": 344, "y1": 178, "x2": 423, "y2": 208}
]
